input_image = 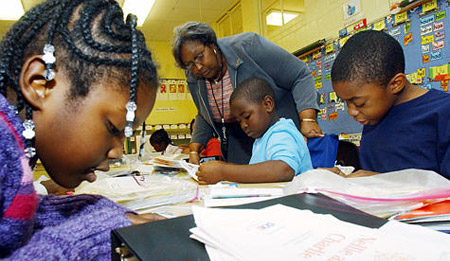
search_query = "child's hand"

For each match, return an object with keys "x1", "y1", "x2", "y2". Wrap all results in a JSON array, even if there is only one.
[
  {"x1": 323, "y1": 167, "x2": 379, "y2": 178},
  {"x1": 196, "y1": 160, "x2": 226, "y2": 184},
  {"x1": 125, "y1": 212, "x2": 166, "y2": 225},
  {"x1": 345, "y1": 169, "x2": 379, "y2": 178}
]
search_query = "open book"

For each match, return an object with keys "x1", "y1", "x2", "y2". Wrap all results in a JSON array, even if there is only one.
[{"x1": 152, "y1": 158, "x2": 199, "y2": 181}]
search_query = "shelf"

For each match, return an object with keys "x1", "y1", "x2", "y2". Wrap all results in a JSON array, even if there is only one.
[{"x1": 392, "y1": 0, "x2": 432, "y2": 14}]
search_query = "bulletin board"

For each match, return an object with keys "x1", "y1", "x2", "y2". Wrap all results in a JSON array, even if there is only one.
[
  {"x1": 301, "y1": 0, "x2": 450, "y2": 136},
  {"x1": 147, "y1": 78, "x2": 197, "y2": 126}
]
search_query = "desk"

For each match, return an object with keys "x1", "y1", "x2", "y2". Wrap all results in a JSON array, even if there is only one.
[{"x1": 111, "y1": 192, "x2": 386, "y2": 261}]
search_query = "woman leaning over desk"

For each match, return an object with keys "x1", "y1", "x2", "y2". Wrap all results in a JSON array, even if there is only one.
[{"x1": 172, "y1": 22, "x2": 323, "y2": 165}]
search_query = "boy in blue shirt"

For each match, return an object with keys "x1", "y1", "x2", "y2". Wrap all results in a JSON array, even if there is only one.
[
  {"x1": 331, "y1": 30, "x2": 450, "y2": 179},
  {"x1": 196, "y1": 78, "x2": 313, "y2": 184}
]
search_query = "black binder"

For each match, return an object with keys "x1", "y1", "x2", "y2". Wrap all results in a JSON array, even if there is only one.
[{"x1": 111, "y1": 193, "x2": 386, "y2": 261}]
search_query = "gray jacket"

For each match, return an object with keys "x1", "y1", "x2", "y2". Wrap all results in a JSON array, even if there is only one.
[{"x1": 186, "y1": 32, "x2": 318, "y2": 164}]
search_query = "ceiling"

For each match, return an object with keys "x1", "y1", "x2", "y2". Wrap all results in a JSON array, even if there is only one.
[{"x1": 0, "y1": 0, "x2": 237, "y2": 42}]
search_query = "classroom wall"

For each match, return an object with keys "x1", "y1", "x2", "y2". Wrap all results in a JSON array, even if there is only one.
[
  {"x1": 146, "y1": 40, "x2": 198, "y2": 125},
  {"x1": 239, "y1": 0, "x2": 390, "y2": 52}
]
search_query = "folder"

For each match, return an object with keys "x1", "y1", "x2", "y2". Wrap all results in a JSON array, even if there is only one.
[{"x1": 111, "y1": 193, "x2": 386, "y2": 261}]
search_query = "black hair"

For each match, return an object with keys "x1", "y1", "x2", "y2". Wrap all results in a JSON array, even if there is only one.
[
  {"x1": 230, "y1": 77, "x2": 275, "y2": 106},
  {"x1": 150, "y1": 129, "x2": 171, "y2": 145},
  {"x1": 331, "y1": 30, "x2": 405, "y2": 87},
  {"x1": 0, "y1": 0, "x2": 158, "y2": 112},
  {"x1": 172, "y1": 22, "x2": 217, "y2": 69}
]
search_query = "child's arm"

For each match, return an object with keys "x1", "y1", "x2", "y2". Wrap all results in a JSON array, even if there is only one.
[{"x1": 196, "y1": 160, "x2": 294, "y2": 184}]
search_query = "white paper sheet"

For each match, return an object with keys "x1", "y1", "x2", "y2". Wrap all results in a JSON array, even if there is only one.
[{"x1": 190, "y1": 204, "x2": 450, "y2": 261}]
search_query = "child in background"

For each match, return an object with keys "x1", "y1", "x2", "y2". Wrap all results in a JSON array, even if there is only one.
[
  {"x1": 331, "y1": 30, "x2": 450, "y2": 178},
  {"x1": 0, "y1": 0, "x2": 164, "y2": 259},
  {"x1": 196, "y1": 78, "x2": 313, "y2": 184},
  {"x1": 150, "y1": 129, "x2": 183, "y2": 156},
  {"x1": 189, "y1": 118, "x2": 222, "y2": 160}
]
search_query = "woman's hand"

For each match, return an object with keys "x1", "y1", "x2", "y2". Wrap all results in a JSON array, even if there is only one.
[
  {"x1": 189, "y1": 151, "x2": 201, "y2": 165},
  {"x1": 300, "y1": 121, "x2": 324, "y2": 138},
  {"x1": 299, "y1": 109, "x2": 324, "y2": 139},
  {"x1": 188, "y1": 142, "x2": 204, "y2": 165},
  {"x1": 125, "y1": 212, "x2": 166, "y2": 225},
  {"x1": 196, "y1": 160, "x2": 226, "y2": 185}
]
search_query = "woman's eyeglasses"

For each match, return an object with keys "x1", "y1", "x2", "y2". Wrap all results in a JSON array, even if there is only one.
[{"x1": 185, "y1": 51, "x2": 205, "y2": 70}]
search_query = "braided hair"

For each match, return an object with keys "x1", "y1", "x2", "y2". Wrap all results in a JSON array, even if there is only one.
[{"x1": 0, "y1": 0, "x2": 157, "y2": 119}]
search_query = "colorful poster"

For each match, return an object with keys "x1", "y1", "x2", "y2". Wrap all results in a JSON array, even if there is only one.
[
  {"x1": 420, "y1": 24, "x2": 433, "y2": 35},
  {"x1": 169, "y1": 80, "x2": 177, "y2": 100},
  {"x1": 435, "y1": 10, "x2": 446, "y2": 21},
  {"x1": 339, "y1": 36, "x2": 349, "y2": 48},
  {"x1": 325, "y1": 43, "x2": 334, "y2": 53},
  {"x1": 420, "y1": 15, "x2": 434, "y2": 25},
  {"x1": 435, "y1": 31, "x2": 445, "y2": 41},
  {"x1": 429, "y1": 64, "x2": 450, "y2": 80},
  {"x1": 422, "y1": 0, "x2": 437, "y2": 13},
  {"x1": 441, "y1": 80, "x2": 448, "y2": 92},
  {"x1": 352, "y1": 18, "x2": 367, "y2": 31},
  {"x1": 157, "y1": 79, "x2": 168, "y2": 100},
  {"x1": 389, "y1": 27, "x2": 401, "y2": 36},
  {"x1": 430, "y1": 50, "x2": 442, "y2": 61},
  {"x1": 343, "y1": 0, "x2": 362, "y2": 26},
  {"x1": 421, "y1": 34, "x2": 434, "y2": 45},
  {"x1": 404, "y1": 22, "x2": 411, "y2": 33},
  {"x1": 373, "y1": 19, "x2": 386, "y2": 31},
  {"x1": 432, "y1": 40, "x2": 444, "y2": 51},
  {"x1": 404, "y1": 32, "x2": 413, "y2": 46},
  {"x1": 394, "y1": 12, "x2": 407, "y2": 25},
  {"x1": 177, "y1": 80, "x2": 186, "y2": 100},
  {"x1": 433, "y1": 21, "x2": 444, "y2": 31}
]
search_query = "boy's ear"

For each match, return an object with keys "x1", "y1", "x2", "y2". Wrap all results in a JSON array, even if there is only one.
[
  {"x1": 388, "y1": 73, "x2": 407, "y2": 95},
  {"x1": 19, "y1": 55, "x2": 56, "y2": 111},
  {"x1": 262, "y1": 95, "x2": 275, "y2": 113}
]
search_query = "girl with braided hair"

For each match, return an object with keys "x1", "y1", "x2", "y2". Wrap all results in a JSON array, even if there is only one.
[{"x1": 0, "y1": 0, "x2": 164, "y2": 259}]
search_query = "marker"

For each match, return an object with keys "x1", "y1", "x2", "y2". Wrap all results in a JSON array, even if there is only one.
[{"x1": 211, "y1": 194, "x2": 272, "y2": 199}]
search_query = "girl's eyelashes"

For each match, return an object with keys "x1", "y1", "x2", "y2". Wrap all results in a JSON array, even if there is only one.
[{"x1": 107, "y1": 121, "x2": 121, "y2": 136}]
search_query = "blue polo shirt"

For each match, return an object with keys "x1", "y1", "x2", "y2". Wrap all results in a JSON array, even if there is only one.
[{"x1": 249, "y1": 118, "x2": 313, "y2": 175}]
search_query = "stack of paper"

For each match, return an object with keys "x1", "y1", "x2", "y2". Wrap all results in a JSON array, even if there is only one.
[
  {"x1": 75, "y1": 172, "x2": 198, "y2": 211},
  {"x1": 190, "y1": 204, "x2": 450, "y2": 261}
]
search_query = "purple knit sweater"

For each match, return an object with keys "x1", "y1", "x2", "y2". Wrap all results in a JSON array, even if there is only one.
[{"x1": 0, "y1": 94, "x2": 133, "y2": 260}]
